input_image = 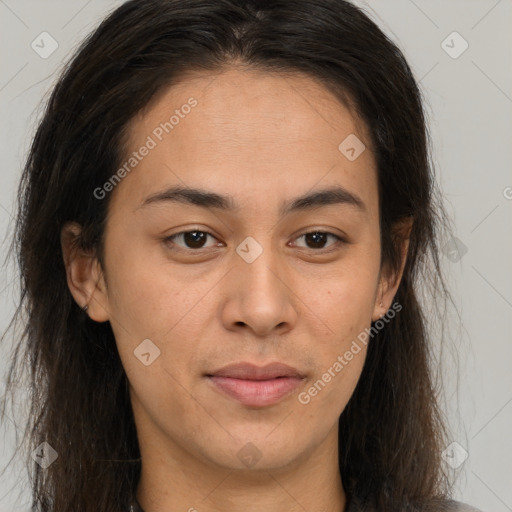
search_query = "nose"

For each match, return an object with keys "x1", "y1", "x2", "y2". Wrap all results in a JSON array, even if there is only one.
[{"x1": 221, "y1": 241, "x2": 298, "y2": 337}]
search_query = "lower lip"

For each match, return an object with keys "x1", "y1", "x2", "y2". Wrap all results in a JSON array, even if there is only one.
[{"x1": 207, "y1": 376, "x2": 303, "y2": 407}]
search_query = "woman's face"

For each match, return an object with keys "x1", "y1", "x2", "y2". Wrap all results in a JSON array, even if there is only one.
[{"x1": 71, "y1": 67, "x2": 403, "y2": 474}]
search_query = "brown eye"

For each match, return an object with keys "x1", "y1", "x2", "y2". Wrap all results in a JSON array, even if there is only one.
[
  {"x1": 165, "y1": 230, "x2": 219, "y2": 250},
  {"x1": 293, "y1": 231, "x2": 344, "y2": 250}
]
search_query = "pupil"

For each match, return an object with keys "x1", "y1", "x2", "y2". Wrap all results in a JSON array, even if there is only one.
[
  {"x1": 184, "y1": 231, "x2": 206, "y2": 248},
  {"x1": 306, "y1": 232, "x2": 326, "y2": 249}
]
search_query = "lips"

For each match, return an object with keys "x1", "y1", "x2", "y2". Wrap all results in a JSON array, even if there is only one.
[
  {"x1": 206, "y1": 362, "x2": 305, "y2": 407},
  {"x1": 207, "y1": 362, "x2": 304, "y2": 380}
]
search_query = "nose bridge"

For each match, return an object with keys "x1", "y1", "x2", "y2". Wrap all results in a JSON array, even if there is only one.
[
  {"x1": 235, "y1": 234, "x2": 282, "y2": 294},
  {"x1": 227, "y1": 233, "x2": 297, "y2": 333}
]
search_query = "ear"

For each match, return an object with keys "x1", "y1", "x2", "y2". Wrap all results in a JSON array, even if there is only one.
[
  {"x1": 372, "y1": 216, "x2": 413, "y2": 322},
  {"x1": 60, "y1": 222, "x2": 110, "y2": 322}
]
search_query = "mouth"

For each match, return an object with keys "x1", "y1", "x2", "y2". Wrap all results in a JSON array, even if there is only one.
[
  {"x1": 206, "y1": 375, "x2": 304, "y2": 407},
  {"x1": 205, "y1": 362, "x2": 305, "y2": 407}
]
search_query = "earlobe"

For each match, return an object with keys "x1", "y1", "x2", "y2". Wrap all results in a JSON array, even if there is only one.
[{"x1": 60, "y1": 222, "x2": 110, "y2": 322}]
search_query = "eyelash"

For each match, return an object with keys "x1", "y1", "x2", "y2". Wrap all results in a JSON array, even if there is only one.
[{"x1": 163, "y1": 229, "x2": 347, "y2": 253}]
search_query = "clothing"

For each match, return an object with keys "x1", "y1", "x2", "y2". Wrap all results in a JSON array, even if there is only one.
[
  {"x1": 347, "y1": 494, "x2": 484, "y2": 511},
  {"x1": 130, "y1": 495, "x2": 484, "y2": 511}
]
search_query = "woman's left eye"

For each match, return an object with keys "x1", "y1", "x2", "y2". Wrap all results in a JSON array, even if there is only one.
[
  {"x1": 164, "y1": 230, "x2": 344, "y2": 252},
  {"x1": 292, "y1": 231, "x2": 344, "y2": 250}
]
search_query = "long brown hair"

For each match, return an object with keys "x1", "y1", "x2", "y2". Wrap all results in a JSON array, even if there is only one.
[{"x1": 1, "y1": 0, "x2": 456, "y2": 510}]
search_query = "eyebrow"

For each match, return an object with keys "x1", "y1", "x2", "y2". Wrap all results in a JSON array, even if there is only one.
[{"x1": 137, "y1": 184, "x2": 366, "y2": 217}]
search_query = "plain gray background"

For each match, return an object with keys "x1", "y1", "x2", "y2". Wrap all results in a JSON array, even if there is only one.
[{"x1": 0, "y1": 1, "x2": 511, "y2": 510}]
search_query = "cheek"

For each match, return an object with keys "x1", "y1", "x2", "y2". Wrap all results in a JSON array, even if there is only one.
[
  {"x1": 104, "y1": 246, "x2": 214, "y2": 378},
  {"x1": 104, "y1": 239, "x2": 199, "y2": 333},
  {"x1": 306, "y1": 265, "x2": 378, "y2": 340},
  {"x1": 297, "y1": 342, "x2": 367, "y2": 428},
  {"x1": 297, "y1": 259, "x2": 377, "y2": 405}
]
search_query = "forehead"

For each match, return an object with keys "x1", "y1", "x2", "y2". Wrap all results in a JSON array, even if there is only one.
[
  {"x1": 132, "y1": 66, "x2": 369, "y2": 146},
  {"x1": 110, "y1": 66, "x2": 377, "y2": 217}
]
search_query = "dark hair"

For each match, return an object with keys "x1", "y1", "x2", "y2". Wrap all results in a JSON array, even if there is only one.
[{"x1": 1, "y1": 0, "x2": 456, "y2": 510}]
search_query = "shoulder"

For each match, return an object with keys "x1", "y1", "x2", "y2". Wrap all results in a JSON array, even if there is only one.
[
  {"x1": 440, "y1": 501, "x2": 485, "y2": 512},
  {"x1": 346, "y1": 496, "x2": 485, "y2": 512}
]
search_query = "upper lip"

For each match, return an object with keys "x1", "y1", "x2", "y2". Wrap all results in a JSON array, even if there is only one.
[{"x1": 207, "y1": 362, "x2": 304, "y2": 380}]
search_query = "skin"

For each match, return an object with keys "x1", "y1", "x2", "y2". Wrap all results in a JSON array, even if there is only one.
[{"x1": 62, "y1": 66, "x2": 410, "y2": 512}]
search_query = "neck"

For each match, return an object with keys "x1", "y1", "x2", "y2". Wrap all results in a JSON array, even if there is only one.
[{"x1": 135, "y1": 423, "x2": 347, "y2": 512}]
